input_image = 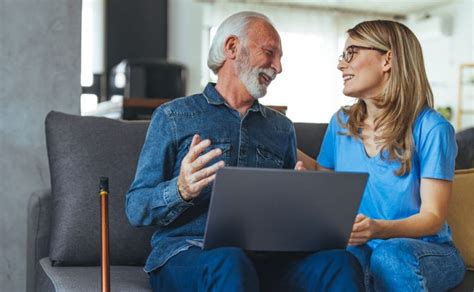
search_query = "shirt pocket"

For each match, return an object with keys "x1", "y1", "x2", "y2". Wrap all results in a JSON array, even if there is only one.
[
  {"x1": 200, "y1": 141, "x2": 232, "y2": 197},
  {"x1": 203, "y1": 142, "x2": 231, "y2": 168},
  {"x1": 256, "y1": 145, "x2": 284, "y2": 168},
  {"x1": 178, "y1": 138, "x2": 232, "y2": 167}
]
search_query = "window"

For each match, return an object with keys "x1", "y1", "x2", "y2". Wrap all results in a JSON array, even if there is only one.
[{"x1": 202, "y1": 4, "x2": 386, "y2": 122}]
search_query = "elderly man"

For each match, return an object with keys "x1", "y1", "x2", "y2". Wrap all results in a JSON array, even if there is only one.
[{"x1": 126, "y1": 11, "x2": 363, "y2": 291}]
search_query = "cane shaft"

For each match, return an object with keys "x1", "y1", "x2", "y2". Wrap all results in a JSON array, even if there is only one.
[{"x1": 100, "y1": 188, "x2": 110, "y2": 292}]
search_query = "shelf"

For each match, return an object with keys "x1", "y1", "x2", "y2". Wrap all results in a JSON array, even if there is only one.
[
  {"x1": 123, "y1": 98, "x2": 172, "y2": 108},
  {"x1": 457, "y1": 63, "x2": 474, "y2": 128},
  {"x1": 121, "y1": 98, "x2": 288, "y2": 120}
]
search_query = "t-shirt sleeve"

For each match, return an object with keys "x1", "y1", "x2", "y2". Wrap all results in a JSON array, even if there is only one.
[
  {"x1": 317, "y1": 114, "x2": 338, "y2": 169},
  {"x1": 419, "y1": 122, "x2": 457, "y2": 181}
]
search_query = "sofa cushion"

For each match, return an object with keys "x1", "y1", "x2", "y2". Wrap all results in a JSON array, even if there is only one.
[
  {"x1": 447, "y1": 168, "x2": 474, "y2": 271},
  {"x1": 38, "y1": 257, "x2": 151, "y2": 291},
  {"x1": 46, "y1": 111, "x2": 155, "y2": 265}
]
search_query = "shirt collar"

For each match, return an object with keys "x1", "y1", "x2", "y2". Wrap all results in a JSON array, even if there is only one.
[{"x1": 202, "y1": 83, "x2": 266, "y2": 117}]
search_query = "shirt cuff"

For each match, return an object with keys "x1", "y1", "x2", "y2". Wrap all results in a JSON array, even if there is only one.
[{"x1": 162, "y1": 177, "x2": 194, "y2": 211}]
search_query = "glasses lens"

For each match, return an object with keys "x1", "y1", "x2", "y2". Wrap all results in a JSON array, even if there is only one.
[{"x1": 345, "y1": 47, "x2": 353, "y2": 63}]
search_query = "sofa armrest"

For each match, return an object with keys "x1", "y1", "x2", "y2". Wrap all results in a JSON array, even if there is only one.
[{"x1": 27, "y1": 189, "x2": 52, "y2": 292}]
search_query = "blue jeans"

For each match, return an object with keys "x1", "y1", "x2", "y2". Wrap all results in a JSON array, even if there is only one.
[
  {"x1": 149, "y1": 247, "x2": 364, "y2": 292},
  {"x1": 348, "y1": 238, "x2": 465, "y2": 292}
]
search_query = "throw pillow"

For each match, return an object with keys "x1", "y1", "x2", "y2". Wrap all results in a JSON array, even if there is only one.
[
  {"x1": 46, "y1": 111, "x2": 155, "y2": 266},
  {"x1": 448, "y1": 168, "x2": 474, "y2": 270}
]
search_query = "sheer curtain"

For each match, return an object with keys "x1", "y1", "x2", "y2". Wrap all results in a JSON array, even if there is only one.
[{"x1": 202, "y1": 3, "x2": 393, "y2": 122}]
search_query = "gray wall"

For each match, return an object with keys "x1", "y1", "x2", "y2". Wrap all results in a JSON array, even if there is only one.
[{"x1": 0, "y1": 0, "x2": 81, "y2": 291}]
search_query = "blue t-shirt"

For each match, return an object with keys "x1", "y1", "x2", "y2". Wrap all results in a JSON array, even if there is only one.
[{"x1": 317, "y1": 107, "x2": 457, "y2": 248}]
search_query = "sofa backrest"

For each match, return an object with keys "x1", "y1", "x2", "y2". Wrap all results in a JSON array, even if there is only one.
[
  {"x1": 46, "y1": 111, "x2": 154, "y2": 266},
  {"x1": 45, "y1": 111, "x2": 329, "y2": 266},
  {"x1": 294, "y1": 122, "x2": 328, "y2": 159}
]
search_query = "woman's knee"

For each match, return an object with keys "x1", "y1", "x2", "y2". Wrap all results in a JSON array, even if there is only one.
[{"x1": 370, "y1": 239, "x2": 419, "y2": 276}]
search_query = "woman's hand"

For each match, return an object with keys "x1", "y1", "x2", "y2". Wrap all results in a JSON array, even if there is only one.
[
  {"x1": 348, "y1": 214, "x2": 381, "y2": 246},
  {"x1": 296, "y1": 149, "x2": 317, "y2": 170},
  {"x1": 294, "y1": 161, "x2": 306, "y2": 171}
]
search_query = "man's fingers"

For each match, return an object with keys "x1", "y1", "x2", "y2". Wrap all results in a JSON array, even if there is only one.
[
  {"x1": 190, "y1": 134, "x2": 200, "y2": 147},
  {"x1": 193, "y1": 173, "x2": 218, "y2": 191},
  {"x1": 184, "y1": 138, "x2": 211, "y2": 163},
  {"x1": 192, "y1": 161, "x2": 225, "y2": 182},
  {"x1": 184, "y1": 134, "x2": 201, "y2": 163},
  {"x1": 184, "y1": 161, "x2": 225, "y2": 198},
  {"x1": 191, "y1": 148, "x2": 223, "y2": 170}
]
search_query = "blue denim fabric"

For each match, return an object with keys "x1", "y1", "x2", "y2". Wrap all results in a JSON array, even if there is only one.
[
  {"x1": 149, "y1": 247, "x2": 364, "y2": 292},
  {"x1": 125, "y1": 83, "x2": 297, "y2": 273},
  {"x1": 348, "y1": 238, "x2": 465, "y2": 291}
]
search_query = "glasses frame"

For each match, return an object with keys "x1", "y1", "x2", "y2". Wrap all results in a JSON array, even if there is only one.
[{"x1": 338, "y1": 45, "x2": 387, "y2": 63}]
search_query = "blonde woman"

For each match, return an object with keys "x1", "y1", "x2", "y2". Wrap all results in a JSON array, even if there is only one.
[{"x1": 298, "y1": 20, "x2": 465, "y2": 290}]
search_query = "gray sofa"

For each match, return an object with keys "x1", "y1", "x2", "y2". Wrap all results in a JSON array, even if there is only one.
[{"x1": 27, "y1": 111, "x2": 472, "y2": 291}]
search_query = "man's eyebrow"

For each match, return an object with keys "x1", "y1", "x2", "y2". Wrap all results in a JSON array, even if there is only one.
[{"x1": 263, "y1": 44, "x2": 281, "y2": 52}]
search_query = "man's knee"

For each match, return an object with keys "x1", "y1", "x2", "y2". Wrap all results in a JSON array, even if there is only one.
[
  {"x1": 205, "y1": 247, "x2": 255, "y2": 274},
  {"x1": 202, "y1": 247, "x2": 259, "y2": 291},
  {"x1": 316, "y1": 249, "x2": 363, "y2": 271},
  {"x1": 297, "y1": 250, "x2": 364, "y2": 291}
]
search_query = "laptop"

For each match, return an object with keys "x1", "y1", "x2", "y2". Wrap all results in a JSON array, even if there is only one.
[{"x1": 203, "y1": 167, "x2": 368, "y2": 252}]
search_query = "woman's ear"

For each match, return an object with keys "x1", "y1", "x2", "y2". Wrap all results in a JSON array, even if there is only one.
[
  {"x1": 224, "y1": 35, "x2": 239, "y2": 59},
  {"x1": 382, "y1": 50, "x2": 392, "y2": 72}
]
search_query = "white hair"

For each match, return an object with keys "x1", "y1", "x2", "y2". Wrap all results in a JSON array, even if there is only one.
[{"x1": 207, "y1": 11, "x2": 273, "y2": 74}]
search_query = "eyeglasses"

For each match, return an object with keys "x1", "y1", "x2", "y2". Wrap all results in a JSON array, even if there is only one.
[{"x1": 338, "y1": 45, "x2": 387, "y2": 63}]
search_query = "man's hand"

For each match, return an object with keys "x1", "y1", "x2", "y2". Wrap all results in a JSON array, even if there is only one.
[
  {"x1": 177, "y1": 134, "x2": 225, "y2": 201},
  {"x1": 348, "y1": 214, "x2": 380, "y2": 246}
]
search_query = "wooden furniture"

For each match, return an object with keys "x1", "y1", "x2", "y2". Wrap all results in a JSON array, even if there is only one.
[
  {"x1": 122, "y1": 98, "x2": 287, "y2": 120},
  {"x1": 456, "y1": 63, "x2": 474, "y2": 129},
  {"x1": 122, "y1": 98, "x2": 172, "y2": 120}
]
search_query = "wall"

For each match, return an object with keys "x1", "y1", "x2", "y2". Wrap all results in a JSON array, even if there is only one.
[
  {"x1": 168, "y1": 1, "x2": 473, "y2": 125},
  {"x1": 0, "y1": 0, "x2": 81, "y2": 291},
  {"x1": 168, "y1": 0, "x2": 204, "y2": 95},
  {"x1": 407, "y1": 0, "x2": 474, "y2": 129}
]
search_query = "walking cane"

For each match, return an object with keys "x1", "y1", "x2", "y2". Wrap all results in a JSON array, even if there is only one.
[{"x1": 99, "y1": 177, "x2": 110, "y2": 292}]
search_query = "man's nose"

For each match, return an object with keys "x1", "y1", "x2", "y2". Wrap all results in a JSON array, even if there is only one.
[{"x1": 272, "y1": 57, "x2": 282, "y2": 74}]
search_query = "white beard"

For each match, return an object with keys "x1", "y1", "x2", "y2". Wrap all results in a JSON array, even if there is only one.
[{"x1": 235, "y1": 47, "x2": 276, "y2": 99}]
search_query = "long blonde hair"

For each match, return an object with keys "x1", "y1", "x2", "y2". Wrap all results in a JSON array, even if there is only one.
[{"x1": 340, "y1": 20, "x2": 433, "y2": 176}]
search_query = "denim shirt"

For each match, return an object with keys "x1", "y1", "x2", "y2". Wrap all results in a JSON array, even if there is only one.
[{"x1": 126, "y1": 83, "x2": 297, "y2": 272}]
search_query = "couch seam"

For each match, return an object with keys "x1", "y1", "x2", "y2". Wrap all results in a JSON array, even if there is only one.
[
  {"x1": 39, "y1": 258, "x2": 61, "y2": 291},
  {"x1": 33, "y1": 193, "x2": 41, "y2": 290}
]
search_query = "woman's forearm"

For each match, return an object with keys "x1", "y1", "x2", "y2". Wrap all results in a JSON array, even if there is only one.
[
  {"x1": 296, "y1": 149, "x2": 317, "y2": 170},
  {"x1": 374, "y1": 211, "x2": 445, "y2": 239}
]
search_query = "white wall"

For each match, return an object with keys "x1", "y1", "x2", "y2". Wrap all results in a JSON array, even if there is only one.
[
  {"x1": 168, "y1": 0, "x2": 206, "y2": 95},
  {"x1": 168, "y1": 0, "x2": 473, "y2": 127},
  {"x1": 407, "y1": 0, "x2": 474, "y2": 130}
]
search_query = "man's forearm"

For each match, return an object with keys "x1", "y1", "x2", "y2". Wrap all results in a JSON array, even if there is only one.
[{"x1": 125, "y1": 176, "x2": 193, "y2": 227}]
